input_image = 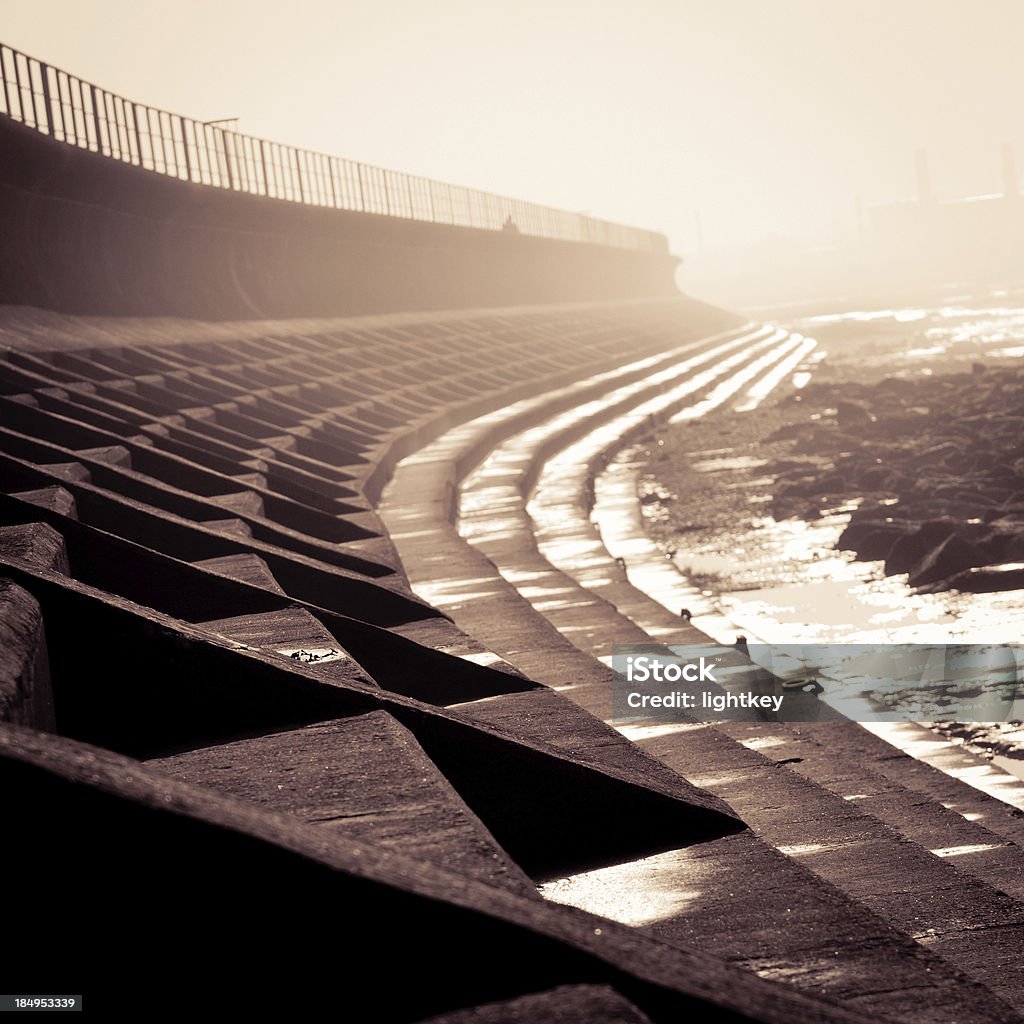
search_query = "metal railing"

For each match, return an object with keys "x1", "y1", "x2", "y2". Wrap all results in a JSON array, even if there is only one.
[{"x1": 0, "y1": 42, "x2": 666, "y2": 252}]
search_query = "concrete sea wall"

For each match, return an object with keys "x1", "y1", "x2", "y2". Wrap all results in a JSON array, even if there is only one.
[{"x1": 0, "y1": 117, "x2": 680, "y2": 320}]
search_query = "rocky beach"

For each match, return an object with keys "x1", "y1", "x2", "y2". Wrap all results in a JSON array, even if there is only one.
[
  {"x1": 772, "y1": 366, "x2": 1024, "y2": 594},
  {"x1": 636, "y1": 296, "x2": 1024, "y2": 761}
]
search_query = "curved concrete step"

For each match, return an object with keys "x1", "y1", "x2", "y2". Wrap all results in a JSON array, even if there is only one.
[
  {"x1": 9, "y1": 300, "x2": 1018, "y2": 1020},
  {"x1": 0, "y1": 723, "x2": 888, "y2": 1023},
  {"x1": 379, "y1": 324, "x2": 1024, "y2": 1018},
  {"x1": 148, "y1": 710, "x2": 538, "y2": 896},
  {"x1": 722, "y1": 720, "x2": 1024, "y2": 900}
]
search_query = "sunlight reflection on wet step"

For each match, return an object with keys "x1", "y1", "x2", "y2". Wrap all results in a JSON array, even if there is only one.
[
  {"x1": 929, "y1": 843, "x2": 1004, "y2": 857},
  {"x1": 865, "y1": 722, "x2": 1024, "y2": 811},
  {"x1": 775, "y1": 843, "x2": 837, "y2": 857},
  {"x1": 539, "y1": 847, "x2": 713, "y2": 925},
  {"x1": 735, "y1": 735, "x2": 789, "y2": 750}
]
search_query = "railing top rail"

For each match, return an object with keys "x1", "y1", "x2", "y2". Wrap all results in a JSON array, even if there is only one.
[{"x1": 0, "y1": 41, "x2": 667, "y2": 252}]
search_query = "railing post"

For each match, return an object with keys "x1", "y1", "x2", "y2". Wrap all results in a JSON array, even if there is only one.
[
  {"x1": 224, "y1": 130, "x2": 237, "y2": 189},
  {"x1": 356, "y1": 163, "x2": 366, "y2": 211},
  {"x1": 107, "y1": 95, "x2": 120, "y2": 160},
  {"x1": 64, "y1": 76, "x2": 74, "y2": 144},
  {"x1": 179, "y1": 116, "x2": 192, "y2": 182},
  {"x1": 39, "y1": 62, "x2": 52, "y2": 135},
  {"x1": 108, "y1": 93, "x2": 119, "y2": 158},
  {"x1": 292, "y1": 148, "x2": 304, "y2": 202},
  {"x1": 0, "y1": 48, "x2": 11, "y2": 117},
  {"x1": 89, "y1": 84, "x2": 103, "y2": 153},
  {"x1": 127, "y1": 102, "x2": 140, "y2": 165},
  {"x1": 259, "y1": 139, "x2": 270, "y2": 196},
  {"x1": 11, "y1": 51, "x2": 25, "y2": 123},
  {"x1": 236, "y1": 134, "x2": 249, "y2": 191},
  {"x1": 25, "y1": 56, "x2": 41, "y2": 128},
  {"x1": 75, "y1": 78, "x2": 87, "y2": 147},
  {"x1": 107, "y1": 94, "x2": 116, "y2": 156},
  {"x1": 148, "y1": 108, "x2": 161, "y2": 172},
  {"x1": 326, "y1": 156, "x2": 338, "y2": 208}
]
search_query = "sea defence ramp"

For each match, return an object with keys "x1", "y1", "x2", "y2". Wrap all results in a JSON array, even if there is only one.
[{"x1": 2, "y1": 40, "x2": 1024, "y2": 1021}]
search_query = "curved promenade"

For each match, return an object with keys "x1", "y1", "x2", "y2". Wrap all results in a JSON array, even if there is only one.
[
  {"x1": 1, "y1": 295, "x2": 1022, "y2": 1020},
  {"x1": 380, "y1": 313, "x2": 1024, "y2": 1020}
]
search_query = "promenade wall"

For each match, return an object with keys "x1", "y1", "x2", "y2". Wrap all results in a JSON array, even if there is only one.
[{"x1": 0, "y1": 117, "x2": 680, "y2": 319}]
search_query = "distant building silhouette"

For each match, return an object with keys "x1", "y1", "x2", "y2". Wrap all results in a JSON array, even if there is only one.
[{"x1": 867, "y1": 145, "x2": 1024, "y2": 285}]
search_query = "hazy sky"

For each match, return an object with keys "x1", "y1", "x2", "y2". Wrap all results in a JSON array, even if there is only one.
[{"x1": 3, "y1": 1, "x2": 1023, "y2": 256}]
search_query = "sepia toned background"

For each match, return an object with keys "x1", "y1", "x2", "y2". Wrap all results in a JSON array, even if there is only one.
[{"x1": 4, "y1": 0, "x2": 1023, "y2": 305}]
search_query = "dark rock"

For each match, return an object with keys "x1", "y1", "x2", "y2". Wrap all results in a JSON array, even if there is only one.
[
  {"x1": 907, "y1": 534, "x2": 987, "y2": 588},
  {"x1": 836, "y1": 520, "x2": 910, "y2": 561},
  {"x1": 885, "y1": 521, "x2": 957, "y2": 575},
  {"x1": 766, "y1": 421, "x2": 813, "y2": 442},
  {"x1": 924, "y1": 481, "x2": 970, "y2": 498},
  {"x1": 948, "y1": 521, "x2": 998, "y2": 545},
  {"x1": 977, "y1": 532, "x2": 1012, "y2": 563},
  {"x1": 872, "y1": 413, "x2": 931, "y2": 435},
  {"x1": 865, "y1": 527, "x2": 912, "y2": 561},
  {"x1": 986, "y1": 511, "x2": 1024, "y2": 527},
  {"x1": 978, "y1": 488, "x2": 1017, "y2": 504},
  {"x1": 793, "y1": 429, "x2": 841, "y2": 454},
  {"x1": 875, "y1": 377, "x2": 915, "y2": 394},
  {"x1": 776, "y1": 477, "x2": 820, "y2": 498},
  {"x1": 894, "y1": 499, "x2": 962, "y2": 519},
  {"x1": 943, "y1": 563, "x2": 1024, "y2": 593},
  {"x1": 954, "y1": 489, "x2": 1000, "y2": 505},
  {"x1": 770, "y1": 456, "x2": 833, "y2": 473},
  {"x1": 916, "y1": 441, "x2": 963, "y2": 466},
  {"x1": 836, "y1": 400, "x2": 874, "y2": 429},
  {"x1": 816, "y1": 472, "x2": 848, "y2": 492},
  {"x1": 859, "y1": 466, "x2": 895, "y2": 489},
  {"x1": 850, "y1": 502, "x2": 907, "y2": 522}
]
